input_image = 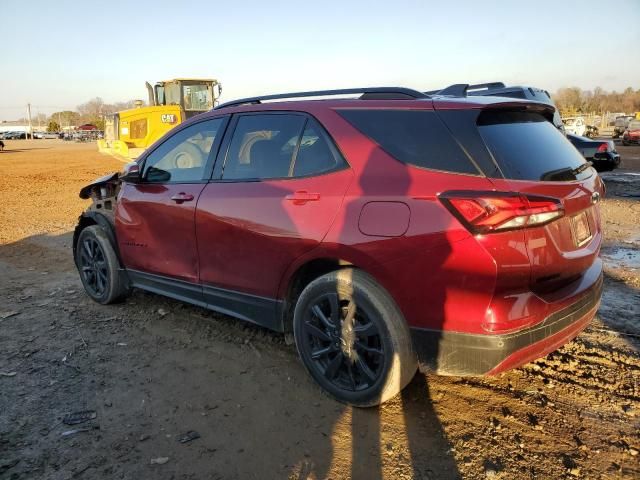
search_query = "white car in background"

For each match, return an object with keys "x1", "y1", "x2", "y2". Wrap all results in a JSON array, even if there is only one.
[{"x1": 563, "y1": 117, "x2": 586, "y2": 136}]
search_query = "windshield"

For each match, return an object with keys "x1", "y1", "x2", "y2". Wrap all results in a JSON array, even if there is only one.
[
  {"x1": 182, "y1": 84, "x2": 213, "y2": 111},
  {"x1": 563, "y1": 118, "x2": 576, "y2": 126}
]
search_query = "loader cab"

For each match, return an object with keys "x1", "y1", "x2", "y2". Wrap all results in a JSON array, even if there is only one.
[{"x1": 154, "y1": 79, "x2": 221, "y2": 119}]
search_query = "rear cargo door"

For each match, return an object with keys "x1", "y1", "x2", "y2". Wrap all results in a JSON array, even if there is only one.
[{"x1": 476, "y1": 110, "x2": 605, "y2": 288}]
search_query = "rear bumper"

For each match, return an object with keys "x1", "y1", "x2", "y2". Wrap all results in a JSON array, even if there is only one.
[
  {"x1": 411, "y1": 268, "x2": 603, "y2": 376},
  {"x1": 593, "y1": 153, "x2": 620, "y2": 171}
]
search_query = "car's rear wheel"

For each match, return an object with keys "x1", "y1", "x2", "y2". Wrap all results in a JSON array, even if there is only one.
[
  {"x1": 293, "y1": 268, "x2": 417, "y2": 407},
  {"x1": 76, "y1": 225, "x2": 129, "y2": 304}
]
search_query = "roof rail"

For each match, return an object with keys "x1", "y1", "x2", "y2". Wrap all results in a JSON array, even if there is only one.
[{"x1": 214, "y1": 87, "x2": 429, "y2": 109}]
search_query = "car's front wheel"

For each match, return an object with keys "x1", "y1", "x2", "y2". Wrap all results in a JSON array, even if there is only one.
[
  {"x1": 293, "y1": 268, "x2": 417, "y2": 407},
  {"x1": 76, "y1": 225, "x2": 129, "y2": 304}
]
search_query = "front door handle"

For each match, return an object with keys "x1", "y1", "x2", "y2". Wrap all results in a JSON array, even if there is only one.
[
  {"x1": 285, "y1": 191, "x2": 320, "y2": 205},
  {"x1": 170, "y1": 192, "x2": 194, "y2": 204}
]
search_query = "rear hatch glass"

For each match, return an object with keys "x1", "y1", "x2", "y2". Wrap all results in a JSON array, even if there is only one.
[
  {"x1": 477, "y1": 110, "x2": 602, "y2": 290},
  {"x1": 478, "y1": 111, "x2": 590, "y2": 181}
]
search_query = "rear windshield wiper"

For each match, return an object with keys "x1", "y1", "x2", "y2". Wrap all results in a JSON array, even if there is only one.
[
  {"x1": 540, "y1": 161, "x2": 592, "y2": 181},
  {"x1": 571, "y1": 161, "x2": 592, "y2": 175}
]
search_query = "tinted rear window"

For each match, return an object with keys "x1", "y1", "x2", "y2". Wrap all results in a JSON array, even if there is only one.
[
  {"x1": 478, "y1": 111, "x2": 591, "y2": 181},
  {"x1": 337, "y1": 110, "x2": 478, "y2": 174}
]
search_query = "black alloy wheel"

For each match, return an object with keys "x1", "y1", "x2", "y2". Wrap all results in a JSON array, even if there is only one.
[
  {"x1": 301, "y1": 292, "x2": 385, "y2": 392},
  {"x1": 75, "y1": 225, "x2": 130, "y2": 305},
  {"x1": 79, "y1": 236, "x2": 108, "y2": 298}
]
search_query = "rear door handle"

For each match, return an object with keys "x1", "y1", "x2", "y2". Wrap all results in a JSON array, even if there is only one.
[
  {"x1": 285, "y1": 191, "x2": 320, "y2": 205},
  {"x1": 170, "y1": 192, "x2": 195, "y2": 204}
]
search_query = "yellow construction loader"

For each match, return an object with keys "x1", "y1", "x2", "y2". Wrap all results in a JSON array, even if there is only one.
[{"x1": 98, "y1": 78, "x2": 221, "y2": 159}]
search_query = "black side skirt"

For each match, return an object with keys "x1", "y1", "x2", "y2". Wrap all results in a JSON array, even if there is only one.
[{"x1": 127, "y1": 270, "x2": 283, "y2": 332}]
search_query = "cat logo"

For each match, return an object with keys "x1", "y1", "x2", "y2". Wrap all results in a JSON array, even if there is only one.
[{"x1": 161, "y1": 114, "x2": 177, "y2": 124}]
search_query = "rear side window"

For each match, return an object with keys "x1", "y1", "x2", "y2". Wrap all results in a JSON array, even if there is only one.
[
  {"x1": 222, "y1": 114, "x2": 344, "y2": 180},
  {"x1": 337, "y1": 110, "x2": 478, "y2": 174},
  {"x1": 478, "y1": 111, "x2": 591, "y2": 181},
  {"x1": 223, "y1": 114, "x2": 306, "y2": 180},
  {"x1": 292, "y1": 119, "x2": 341, "y2": 177}
]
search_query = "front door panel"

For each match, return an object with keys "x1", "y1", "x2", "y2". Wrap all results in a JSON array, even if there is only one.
[
  {"x1": 116, "y1": 183, "x2": 206, "y2": 283},
  {"x1": 115, "y1": 117, "x2": 228, "y2": 285}
]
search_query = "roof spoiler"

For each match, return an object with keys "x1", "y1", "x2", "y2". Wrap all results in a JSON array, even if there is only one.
[{"x1": 425, "y1": 82, "x2": 507, "y2": 97}]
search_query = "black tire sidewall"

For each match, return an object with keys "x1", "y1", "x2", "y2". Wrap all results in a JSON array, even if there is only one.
[
  {"x1": 75, "y1": 225, "x2": 122, "y2": 304},
  {"x1": 293, "y1": 270, "x2": 402, "y2": 407}
]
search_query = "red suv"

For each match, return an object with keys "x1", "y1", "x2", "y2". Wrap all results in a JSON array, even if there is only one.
[{"x1": 75, "y1": 86, "x2": 604, "y2": 406}]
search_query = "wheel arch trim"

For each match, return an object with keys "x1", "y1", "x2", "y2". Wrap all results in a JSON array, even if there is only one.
[{"x1": 73, "y1": 212, "x2": 123, "y2": 268}]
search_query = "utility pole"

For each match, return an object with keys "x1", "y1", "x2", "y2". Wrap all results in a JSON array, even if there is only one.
[{"x1": 27, "y1": 103, "x2": 33, "y2": 140}]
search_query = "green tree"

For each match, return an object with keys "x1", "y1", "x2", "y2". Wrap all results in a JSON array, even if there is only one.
[
  {"x1": 49, "y1": 111, "x2": 79, "y2": 128},
  {"x1": 47, "y1": 121, "x2": 60, "y2": 132}
]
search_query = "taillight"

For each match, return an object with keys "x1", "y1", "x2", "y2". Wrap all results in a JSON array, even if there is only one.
[
  {"x1": 597, "y1": 143, "x2": 608, "y2": 152},
  {"x1": 440, "y1": 191, "x2": 564, "y2": 234}
]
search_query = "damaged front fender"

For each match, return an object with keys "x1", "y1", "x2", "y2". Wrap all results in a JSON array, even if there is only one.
[
  {"x1": 79, "y1": 172, "x2": 120, "y2": 200},
  {"x1": 74, "y1": 171, "x2": 124, "y2": 267}
]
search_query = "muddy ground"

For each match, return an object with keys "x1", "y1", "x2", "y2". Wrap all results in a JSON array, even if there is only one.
[{"x1": 0, "y1": 139, "x2": 639, "y2": 480}]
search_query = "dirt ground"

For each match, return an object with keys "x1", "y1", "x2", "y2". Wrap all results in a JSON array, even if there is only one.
[{"x1": 0, "y1": 139, "x2": 638, "y2": 480}]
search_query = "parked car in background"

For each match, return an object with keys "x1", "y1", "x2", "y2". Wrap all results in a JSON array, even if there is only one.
[
  {"x1": 584, "y1": 125, "x2": 599, "y2": 138},
  {"x1": 622, "y1": 120, "x2": 640, "y2": 145},
  {"x1": 41, "y1": 132, "x2": 60, "y2": 139},
  {"x1": 608, "y1": 112, "x2": 626, "y2": 126},
  {"x1": 4, "y1": 132, "x2": 28, "y2": 139},
  {"x1": 74, "y1": 86, "x2": 604, "y2": 406},
  {"x1": 563, "y1": 117, "x2": 586, "y2": 136},
  {"x1": 1, "y1": 131, "x2": 21, "y2": 139},
  {"x1": 613, "y1": 115, "x2": 634, "y2": 138},
  {"x1": 566, "y1": 133, "x2": 620, "y2": 171}
]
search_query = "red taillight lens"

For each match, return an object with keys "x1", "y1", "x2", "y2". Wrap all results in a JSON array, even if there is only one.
[
  {"x1": 597, "y1": 143, "x2": 608, "y2": 152},
  {"x1": 441, "y1": 192, "x2": 564, "y2": 233}
]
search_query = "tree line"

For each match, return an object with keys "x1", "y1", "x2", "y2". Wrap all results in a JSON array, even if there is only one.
[
  {"x1": 552, "y1": 87, "x2": 640, "y2": 116},
  {"x1": 45, "y1": 98, "x2": 140, "y2": 132}
]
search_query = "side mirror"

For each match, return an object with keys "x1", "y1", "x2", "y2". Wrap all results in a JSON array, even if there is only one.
[{"x1": 120, "y1": 162, "x2": 141, "y2": 183}]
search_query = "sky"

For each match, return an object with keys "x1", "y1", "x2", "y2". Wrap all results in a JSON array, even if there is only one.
[{"x1": 1, "y1": 0, "x2": 639, "y2": 120}]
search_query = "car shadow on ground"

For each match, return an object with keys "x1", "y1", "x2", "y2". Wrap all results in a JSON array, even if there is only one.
[{"x1": 0, "y1": 232, "x2": 462, "y2": 479}]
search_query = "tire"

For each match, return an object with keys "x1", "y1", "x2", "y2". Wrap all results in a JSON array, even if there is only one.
[
  {"x1": 293, "y1": 268, "x2": 417, "y2": 407},
  {"x1": 75, "y1": 225, "x2": 129, "y2": 304}
]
